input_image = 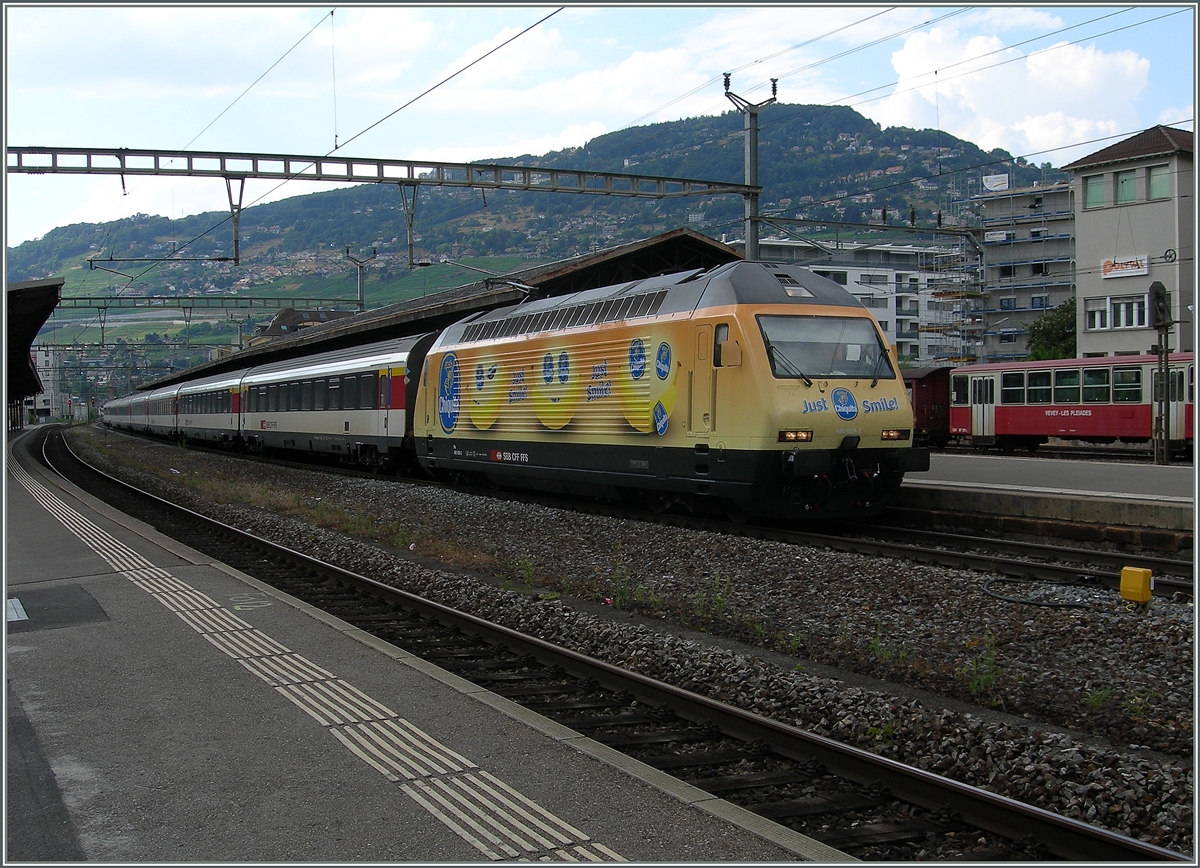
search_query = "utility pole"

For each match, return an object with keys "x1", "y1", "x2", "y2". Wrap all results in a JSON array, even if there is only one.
[
  {"x1": 345, "y1": 247, "x2": 377, "y2": 312},
  {"x1": 725, "y1": 74, "x2": 776, "y2": 262}
]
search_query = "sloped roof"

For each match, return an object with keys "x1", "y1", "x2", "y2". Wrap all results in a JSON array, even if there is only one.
[
  {"x1": 141, "y1": 228, "x2": 741, "y2": 388},
  {"x1": 1062, "y1": 125, "x2": 1193, "y2": 172},
  {"x1": 6, "y1": 277, "x2": 64, "y2": 401}
]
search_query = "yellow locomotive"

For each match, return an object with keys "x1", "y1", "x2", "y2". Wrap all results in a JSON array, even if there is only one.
[{"x1": 415, "y1": 261, "x2": 929, "y2": 517}]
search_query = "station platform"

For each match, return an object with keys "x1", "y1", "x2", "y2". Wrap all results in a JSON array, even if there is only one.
[
  {"x1": 5, "y1": 429, "x2": 841, "y2": 863},
  {"x1": 897, "y1": 452, "x2": 1194, "y2": 543}
]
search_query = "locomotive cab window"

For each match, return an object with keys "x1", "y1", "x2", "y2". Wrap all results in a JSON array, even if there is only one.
[
  {"x1": 714, "y1": 324, "x2": 742, "y2": 367},
  {"x1": 756, "y1": 316, "x2": 893, "y2": 381}
]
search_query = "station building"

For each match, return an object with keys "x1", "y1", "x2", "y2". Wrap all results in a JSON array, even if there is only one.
[{"x1": 1062, "y1": 125, "x2": 1193, "y2": 357}]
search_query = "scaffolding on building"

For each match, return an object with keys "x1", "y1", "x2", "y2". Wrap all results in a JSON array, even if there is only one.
[{"x1": 922, "y1": 238, "x2": 985, "y2": 364}]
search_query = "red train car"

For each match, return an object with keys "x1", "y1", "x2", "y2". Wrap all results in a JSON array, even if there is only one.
[
  {"x1": 947, "y1": 353, "x2": 1193, "y2": 452},
  {"x1": 902, "y1": 367, "x2": 952, "y2": 448}
]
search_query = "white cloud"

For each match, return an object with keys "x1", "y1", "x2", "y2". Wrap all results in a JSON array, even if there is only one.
[{"x1": 871, "y1": 24, "x2": 1157, "y2": 160}]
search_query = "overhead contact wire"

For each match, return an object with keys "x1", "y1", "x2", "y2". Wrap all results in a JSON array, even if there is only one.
[{"x1": 130, "y1": 8, "x2": 562, "y2": 284}]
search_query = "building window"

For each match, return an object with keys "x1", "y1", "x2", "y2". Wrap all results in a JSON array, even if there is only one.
[
  {"x1": 998, "y1": 264, "x2": 1015, "y2": 278},
  {"x1": 878, "y1": 321, "x2": 889, "y2": 332},
  {"x1": 1031, "y1": 295, "x2": 1049, "y2": 309},
  {"x1": 1000, "y1": 332, "x2": 1017, "y2": 344},
  {"x1": 1115, "y1": 169, "x2": 1137, "y2": 204},
  {"x1": 1031, "y1": 262, "x2": 1047, "y2": 275},
  {"x1": 814, "y1": 270, "x2": 847, "y2": 285},
  {"x1": 999, "y1": 296, "x2": 1016, "y2": 311},
  {"x1": 1110, "y1": 296, "x2": 1146, "y2": 329},
  {"x1": 1148, "y1": 164, "x2": 1169, "y2": 199},
  {"x1": 1084, "y1": 175, "x2": 1104, "y2": 208},
  {"x1": 1085, "y1": 298, "x2": 1108, "y2": 330}
]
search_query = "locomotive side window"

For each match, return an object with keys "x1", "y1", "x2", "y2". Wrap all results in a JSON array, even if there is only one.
[
  {"x1": 1112, "y1": 367, "x2": 1141, "y2": 403},
  {"x1": 1027, "y1": 371, "x2": 1052, "y2": 404},
  {"x1": 1053, "y1": 369, "x2": 1081, "y2": 403},
  {"x1": 951, "y1": 375, "x2": 969, "y2": 405},
  {"x1": 1083, "y1": 368, "x2": 1111, "y2": 403},
  {"x1": 1000, "y1": 372, "x2": 1025, "y2": 404}
]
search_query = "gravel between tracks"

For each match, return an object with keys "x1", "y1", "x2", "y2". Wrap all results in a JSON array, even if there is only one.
[{"x1": 68, "y1": 427, "x2": 1193, "y2": 855}]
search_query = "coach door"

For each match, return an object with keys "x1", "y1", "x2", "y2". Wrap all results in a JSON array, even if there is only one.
[
  {"x1": 690, "y1": 324, "x2": 713, "y2": 435},
  {"x1": 971, "y1": 375, "x2": 996, "y2": 441},
  {"x1": 1152, "y1": 365, "x2": 1188, "y2": 441}
]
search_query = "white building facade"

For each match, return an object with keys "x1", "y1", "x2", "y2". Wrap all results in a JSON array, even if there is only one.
[{"x1": 1062, "y1": 125, "x2": 1194, "y2": 356}]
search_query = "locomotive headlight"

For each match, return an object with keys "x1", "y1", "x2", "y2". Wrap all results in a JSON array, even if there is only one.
[
  {"x1": 778, "y1": 429, "x2": 814, "y2": 443},
  {"x1": 880, "y1": 428, "x2": 911, "y2": 441}
]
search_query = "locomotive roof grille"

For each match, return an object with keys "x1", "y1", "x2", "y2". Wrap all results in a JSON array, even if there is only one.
[{"x1": 459, "y1": 289, "x2": 669, "y2": 344}]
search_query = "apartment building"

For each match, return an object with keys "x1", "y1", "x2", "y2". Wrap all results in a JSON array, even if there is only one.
[
  {"x1": 974, "y1": 181, "x2": 1075, "y2": 361},
  {"x1": 1062, "y1": 125, "x2": 1194, "y2": 356},
  {"x1": 732, "y1": 236, "x2": 983, "y2": 364}
]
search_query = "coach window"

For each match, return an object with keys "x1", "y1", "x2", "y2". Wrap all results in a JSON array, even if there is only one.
[
  {"x1": 361, "y1": 372, "x2": 378, "y2": 409},
  {"x1": 301, "y1": 380, "x2": 314, "y2": 411},
  {"x1": 1083, "y1": 368, "x2": 1111, "y2": 403},
  {"x1": 1053, "y1": 369, "x2": 1081, "y2": 403},
  {"x1": 287, "y1": 382, "x2": 299, "y2": 411},
  {"x1": 1027, "y1": 370, "x2": 1052, "y2": 404},
  {"x1": 951, "y1": 374, "x2": 969, "y2": 406},
  {"x1": 328, "y1": 378, "x2": 341, "y2": 410},
  {"x1": 315, "y1": 379, "x2": 327, "y2": 410},
  {"x1": 1000, "y1": 372, "x2": 1025, "y2": 404},
  {"x1": 342, "y1": 376, "x2": 357, "y2": 410},
  {"x1": 1112, "y1": 367, "x2": 1142, "y2": 403}
]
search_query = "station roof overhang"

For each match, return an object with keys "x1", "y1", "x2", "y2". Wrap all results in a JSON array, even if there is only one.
[
  {"x1": 142, "y1": 228, "x2": 741, "y2": 389},
  {"x1": 6, "y1": 277, "x2": 64, "y2": 402}
]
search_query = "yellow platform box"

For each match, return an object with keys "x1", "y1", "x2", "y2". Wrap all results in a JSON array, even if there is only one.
[{"x1": 1120, "y1": 567, "x2": 1153, "y2": 604}]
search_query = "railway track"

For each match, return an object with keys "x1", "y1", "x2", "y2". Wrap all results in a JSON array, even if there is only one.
[
  {"x1": 95, "y1": 427, "x2": 1195, "y2": 596},
  {"x1": 32, "y1": 426, "x2": 1187, "y2": 862}
]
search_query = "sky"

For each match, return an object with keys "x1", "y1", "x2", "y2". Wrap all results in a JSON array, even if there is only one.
[{"x1": 4, "y1": 4, "x2": 1195, "y2": 248}]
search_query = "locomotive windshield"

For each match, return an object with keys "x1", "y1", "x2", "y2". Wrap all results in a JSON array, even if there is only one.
[{"x1": 757, "y1": 315, "x2": 895, "y2": 382}]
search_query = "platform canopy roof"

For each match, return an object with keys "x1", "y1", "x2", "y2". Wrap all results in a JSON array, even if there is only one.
[
  {"x1": 6, "y1": 277, "x2": 64, "y2": 402},
  {"x1": 142, "y1": 228, "x2": 740, "y2": 388}
]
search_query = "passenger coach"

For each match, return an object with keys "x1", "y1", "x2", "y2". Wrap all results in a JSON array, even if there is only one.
[{"x1": 948, "y1": 353, "x2": 1194, "y2": 452}]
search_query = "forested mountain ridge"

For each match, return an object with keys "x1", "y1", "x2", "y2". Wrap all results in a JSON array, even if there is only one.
[{"x1": 8, "y1": 102, "x2": 1064, "y2": 293}]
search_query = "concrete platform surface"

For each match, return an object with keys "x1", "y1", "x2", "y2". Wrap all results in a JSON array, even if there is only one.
[{"x1": 6, "y1": 430, "x2": 840, "y2": 863}]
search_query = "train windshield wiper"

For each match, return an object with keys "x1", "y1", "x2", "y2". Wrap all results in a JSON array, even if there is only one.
[
  {"x1": 870, "y1": 350, "x2": 891, "y2": 387},
  {"x1": 769, "y1": 345, "x2": 813, "y2": 386}
]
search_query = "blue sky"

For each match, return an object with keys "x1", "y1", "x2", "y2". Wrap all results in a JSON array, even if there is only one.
[{"x1": 5, "y1": 5, "x2": 1195, "y2": 247}]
